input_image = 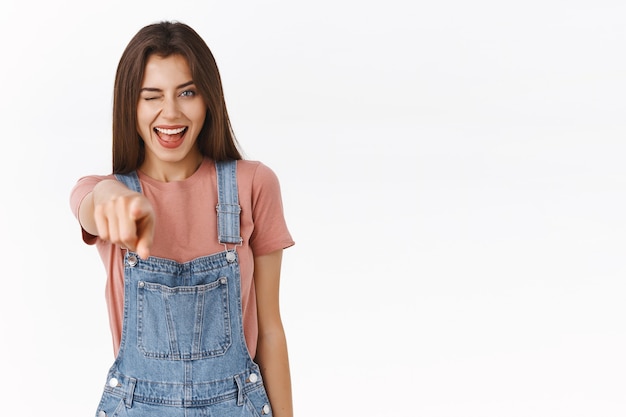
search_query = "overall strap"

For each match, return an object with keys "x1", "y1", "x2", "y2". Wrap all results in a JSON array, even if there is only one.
[
  {"x1": 114, "y1": 171, "x2": 142, "y2": 193},
  {"x1": 216, "y1": 160, "x2": 242, "y2": 245}
]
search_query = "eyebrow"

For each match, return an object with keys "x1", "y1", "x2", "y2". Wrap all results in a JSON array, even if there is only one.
[{"x1": 140, "y1": 80, "x2": 195, "y2": 92}]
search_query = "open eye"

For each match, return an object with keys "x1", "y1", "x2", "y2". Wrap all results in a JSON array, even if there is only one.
[{"x1": 180, "y1": 89, "x2": 196, "y2": 98}]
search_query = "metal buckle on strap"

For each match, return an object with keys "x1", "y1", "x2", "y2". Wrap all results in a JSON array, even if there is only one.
[{"x1": 223, "y1": 242, "x2": 242, "y2": 263}]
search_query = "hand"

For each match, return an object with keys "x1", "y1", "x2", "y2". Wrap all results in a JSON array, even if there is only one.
[{"x1": 92, "y1": 180, "x2": 155, "y2": 260}]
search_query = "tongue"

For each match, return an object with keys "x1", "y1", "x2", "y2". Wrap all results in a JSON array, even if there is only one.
[{"x1": 158, "y1": 132, "x2": 184, "y2": 142}]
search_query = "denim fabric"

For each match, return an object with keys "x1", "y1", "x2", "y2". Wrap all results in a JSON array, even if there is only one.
[
  {"x1": 216, "y1": 159, "x2": 243, "y2": 246},
  {"x1": 96, "y1": 161, "x2": 272, "y2": 416}
]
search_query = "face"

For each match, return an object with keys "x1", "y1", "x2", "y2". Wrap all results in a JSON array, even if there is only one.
[{"x1": 137, "y1": 54, "x2": 207, "y2": 180}]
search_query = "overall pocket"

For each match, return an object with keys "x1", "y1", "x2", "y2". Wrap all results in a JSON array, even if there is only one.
[{"x1": 136, "y1": 276, "x2": 232, "y2": 360}]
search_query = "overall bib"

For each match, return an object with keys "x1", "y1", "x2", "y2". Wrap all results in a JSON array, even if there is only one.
[{"x1": 95, "y1": 161, "x2": 273, "y2": 417}]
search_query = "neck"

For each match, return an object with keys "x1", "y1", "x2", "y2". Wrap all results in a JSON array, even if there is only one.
[{"x1": 139, "y1": 154, "x2": 204, "y2": 182}]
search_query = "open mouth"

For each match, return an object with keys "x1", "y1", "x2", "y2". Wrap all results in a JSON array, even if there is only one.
[
  {"x1": 154, "y1": 126, "x2": 188, "y2": 148},
  {"x1": 154, "y1": 126, "x2": 188, "y2": 140}
]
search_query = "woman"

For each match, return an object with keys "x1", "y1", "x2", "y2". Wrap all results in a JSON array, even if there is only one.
[{"x1": 70, "y1": 21, "x2": 294, "y2": 417}]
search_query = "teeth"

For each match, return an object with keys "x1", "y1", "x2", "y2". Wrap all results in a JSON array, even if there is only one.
[{"x1": 155, "y1": 127, "x2": 186, "y2": 135}]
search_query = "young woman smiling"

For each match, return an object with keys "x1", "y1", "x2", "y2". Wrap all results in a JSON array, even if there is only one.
[{"x1": 70, "y1": 21, "x2": 294, "y2": 417}]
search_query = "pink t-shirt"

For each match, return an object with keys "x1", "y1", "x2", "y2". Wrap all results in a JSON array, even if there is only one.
[{"x1": 70, "y1": 159, "x2": 294, "y2": 358}]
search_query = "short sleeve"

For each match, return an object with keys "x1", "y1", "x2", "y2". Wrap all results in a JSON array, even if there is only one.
[
  {"x1": 69, "y1": 174, "x2": 111, "y2": 245},
  {"x1": 248, "y1": 163, "x2": 295, "y2": 256}
]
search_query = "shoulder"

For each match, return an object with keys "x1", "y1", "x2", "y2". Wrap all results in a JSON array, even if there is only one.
[
  {"x1": 236, "y1": 160, "x2": 281, "y2": 188},
  {"x1": 70, "y1": 174, "x2": 115, "y2": 210},
  {"x1": 73, "y1": 174, "x2": 115, "y2": 188}
]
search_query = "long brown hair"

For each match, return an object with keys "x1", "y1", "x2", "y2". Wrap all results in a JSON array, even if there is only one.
[{"x1": 112, "y1": 21, "x2": 242, "y2": 173}]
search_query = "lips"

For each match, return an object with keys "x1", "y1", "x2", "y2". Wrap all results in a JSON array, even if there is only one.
[{"x1": 154, "y1": 126, "x2": 188, "y2": 149}]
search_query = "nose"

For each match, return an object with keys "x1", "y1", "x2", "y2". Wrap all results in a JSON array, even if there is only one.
[{"x1": 161, "y1": 96, "x2": 181, "y2": 119}]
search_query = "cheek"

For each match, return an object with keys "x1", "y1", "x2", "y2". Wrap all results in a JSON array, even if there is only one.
[
  {"x1": 136, "y1": 105, "x2": 153, "y2": 134},
  {"x1": 196, "y1": 111, "x2": 207, "y2": 128},
  {"x1": 190, "y1": 99, "x2": 208, "y2": 126},
  {"x1": 188, "y1": 104, "x2": 207, "y2": 126},
  {"x1": 137, "y1": 104, "x2": 148, "y2": 122}
]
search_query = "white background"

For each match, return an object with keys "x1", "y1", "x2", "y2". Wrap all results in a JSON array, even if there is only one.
[{"x1": 1, "y1": 0, "x2": 625, "y2": 415}]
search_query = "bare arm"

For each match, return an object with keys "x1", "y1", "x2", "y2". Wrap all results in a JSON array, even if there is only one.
[
  {"x1": 253, "y1": 249, "x2": 293, "y2": 417},
  {"x1": 78, "y1": 179, "x2": 155, "y2": 260}
]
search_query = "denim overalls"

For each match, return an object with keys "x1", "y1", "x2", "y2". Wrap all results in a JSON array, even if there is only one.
[{"x1": 95, "y1": 161, "x2": 273, "y2": 417}]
